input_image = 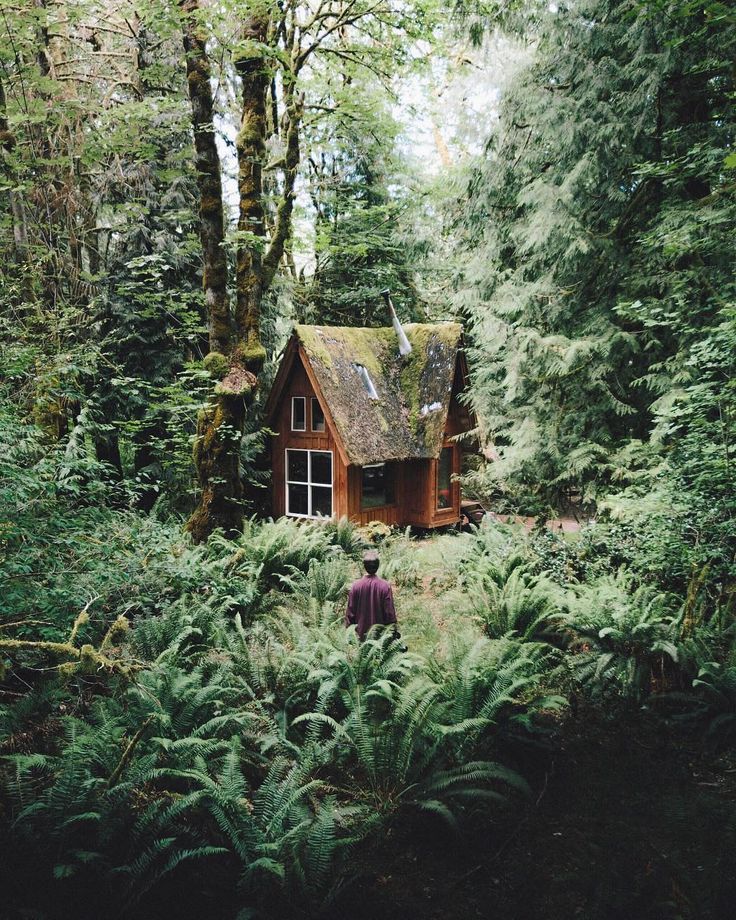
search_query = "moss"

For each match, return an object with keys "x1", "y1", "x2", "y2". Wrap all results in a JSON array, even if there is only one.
[
  {"x1": 401, "y1": 323, "x2": 462, "y2": 436},
  {"x1": 291, "y1": 321, "x2": 463, "y2": 465},
  {"x1": 101, "y1": 615, "x2": 129, "y2": 651},
  {"x1": 294, "y1": 325, "x2": 336, "y2": 375},
  {"x1": 200, "y1": 194, "x2": 222, "y2": 216},
  {"x1": 79, "y1": 644, "x2": 97, "y2": 673},
  {"x1": 0, "y1": 639, "x2": 79, "y2": 658},
  {"x1": 203, "y1": 351, "x2": 230, "y2": 379},
  {"x1": 68, "y1": 610, "x2": 89, "y2": 644},
  {"x1": 186, "y1": 383, "x2": 248, "y2": 543},
  {"x1": 295, "y1": 324, "x2": 393, "y2": 383},
  {"x1": 236, "y1": 121, "x2": 261, "y2": 147},
  {"x1": 234, "y1": 338, "x2": 267, "y2": 374}
]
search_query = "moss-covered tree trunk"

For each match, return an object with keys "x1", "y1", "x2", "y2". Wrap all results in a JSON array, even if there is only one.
[
  {"x1": 181, "y1": 4, "x2": 302, "y2": 543},
  {"x1": 233, "y1": 12, "x2": 301, "y2": 370},
  {"x1": 180, "y1": 0, "x2": 255, "y2": 543},
  {"x1": 233, "y1": 14, "x2": 269, "y2": 370},
  {"x1": 180, "y1": 0, "x2": 231, "y2": 355}
]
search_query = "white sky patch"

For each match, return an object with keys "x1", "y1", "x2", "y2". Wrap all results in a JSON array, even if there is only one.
[{"x1": 394, "y1": 30, "x2": 532, "y2": 180}]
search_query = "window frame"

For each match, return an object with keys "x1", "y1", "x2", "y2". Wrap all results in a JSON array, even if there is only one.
[
  {"x1": 311, "y1": 397, "x2": 326, "y2": 432},
  {"x1": 360, "y1": 462, "x2": 396, "y2": 511},
  {"x1": 291, "y1": 396, "x2": 306, "y2": 432},
  {"x1": 285, "y1": 448, "x2": 334, "y2": 519},
  {"x1": 436, "y1": 445, "x2": 454, "y2": 511}
]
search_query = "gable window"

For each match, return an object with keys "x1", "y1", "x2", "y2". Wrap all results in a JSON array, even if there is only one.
[
  {"x1": 311, "y1": 397, "x2": 325, "y2": 432},
  {"x1": 286, "y1": 449, "x2": 332, "y2": 518},
  {"x1": 437, "y1": 446, "x2": 453, "y2": 510},
  {"x1": 291, "y1": 396, "x2": 306, "y2": 431},
  {"x1": 361, "y1": 463, "x2": 395, "y2": 510}
]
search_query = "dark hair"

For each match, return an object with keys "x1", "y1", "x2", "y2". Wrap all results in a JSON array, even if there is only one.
[{"x1": 363, "y1": 557, "x2": 379, "y2": 575}]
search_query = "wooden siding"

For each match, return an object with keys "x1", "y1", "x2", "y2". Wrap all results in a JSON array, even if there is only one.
[
  {"x1": 271, "y1": 359, "x2": 348, "y2": 519},
  {"x1": 346, "y1": 464, "x2": 402, "y2": 527}
]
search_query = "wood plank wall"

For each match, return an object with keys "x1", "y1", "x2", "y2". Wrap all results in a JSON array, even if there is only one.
[{"x1": 271, "y1": 360, "x2": 348, "y2": 518}]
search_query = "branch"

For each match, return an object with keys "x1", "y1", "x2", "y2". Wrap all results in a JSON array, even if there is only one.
[
  {"x1": 262, "y1": 93, "x2": 303, "y2": 290},
  {"x1": 106, "y1": 715, "x2": 154, "y2": 789},
  {"x1": 296, "y1": 0, "x2": 386, "y2": 70}
]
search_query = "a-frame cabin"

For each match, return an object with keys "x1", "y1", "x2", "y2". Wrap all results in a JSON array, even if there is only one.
[{"x1": 264, "y1": 322, "x2": 474, "y2": 528}]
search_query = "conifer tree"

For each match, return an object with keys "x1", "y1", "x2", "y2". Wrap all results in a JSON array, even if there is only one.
[{"x1": 454, "y1": 0, "x2": 736, "y2": 507}]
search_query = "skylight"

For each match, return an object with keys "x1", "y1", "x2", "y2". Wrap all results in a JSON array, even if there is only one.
[{"x1": 353, "y1": 363, "x2": 378, "y2": 400}]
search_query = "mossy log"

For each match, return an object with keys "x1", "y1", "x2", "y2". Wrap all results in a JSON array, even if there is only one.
[{"x1": 0, "y1": 611, "x2": 134, "y2": 677}]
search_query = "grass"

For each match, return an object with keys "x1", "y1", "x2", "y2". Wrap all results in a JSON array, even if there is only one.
[{"x1": 365, "y1": 530, "x2": 483, "y2": 657}]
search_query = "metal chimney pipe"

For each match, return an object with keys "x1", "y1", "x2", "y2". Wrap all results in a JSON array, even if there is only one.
[{"x1": 381, "y1": 288, "x2": 412, "y2": 356}]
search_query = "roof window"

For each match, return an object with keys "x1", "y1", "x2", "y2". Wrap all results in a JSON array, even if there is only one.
[{"x1": 352, "y1": 363, "x2": 378, "y2": 400}]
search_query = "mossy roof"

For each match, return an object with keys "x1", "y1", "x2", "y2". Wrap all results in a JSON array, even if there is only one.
[{"x1": 293, "y1": 322, "x2": 464, "y2": 466}]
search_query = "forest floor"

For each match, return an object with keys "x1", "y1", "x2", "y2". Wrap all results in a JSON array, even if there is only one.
[
  {"x1": 334, "y1": 534, "x2": 736, "y2": 920},
  {"x1": 334, "y1": 707, "x2": 736, "y2": 920}
]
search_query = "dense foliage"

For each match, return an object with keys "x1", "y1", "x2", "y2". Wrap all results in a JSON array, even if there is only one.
[{"x1": 1, "y1": 0, "x2": 735, "y2": 916}]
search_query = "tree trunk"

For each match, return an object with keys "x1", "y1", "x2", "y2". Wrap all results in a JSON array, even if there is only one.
[
  {"x1": 180, "y1": 0, "x2": 257, "y2": 543},
  {"x1": 181, "y1": 5, "x2": 302, "y2": 543},
  {"x1": 233, "y1": 14, "x2": 270, "y2": 370},
  {"x1": 180, "y1": 0, "x2": 231, "y2": 356},
  {"x1": 186, "y1": 373, "x2": 254, "y2": 543},
  {"x1": 0, "y1": 77, "x2": 32, "y2": 295}
]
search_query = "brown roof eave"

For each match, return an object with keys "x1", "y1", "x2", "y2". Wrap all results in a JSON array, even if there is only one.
[{"x1": 297, "y1": 343, "x2": 351, "y2": 469}]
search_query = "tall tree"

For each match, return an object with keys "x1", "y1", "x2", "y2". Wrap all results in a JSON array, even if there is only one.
[
  {"x1": 451, "y1": 0, "x2": 736, "y2": 508},
  {"x1": 181, "y1": 0, "x2": 432, "y2": 541}
]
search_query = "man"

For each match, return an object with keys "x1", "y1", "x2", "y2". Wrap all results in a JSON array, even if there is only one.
[{"x1": 345, "y1": 550, "x2": 398, "y2": 641}]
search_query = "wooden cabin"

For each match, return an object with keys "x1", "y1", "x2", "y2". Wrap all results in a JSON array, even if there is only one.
[{"x1": 264, "y1": 322, "x2": 474, "y2": 528}]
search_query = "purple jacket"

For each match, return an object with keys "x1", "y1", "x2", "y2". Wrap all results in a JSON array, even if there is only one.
[{"x1": 345, "y1": 574, "x2": 397, "y2": 639}]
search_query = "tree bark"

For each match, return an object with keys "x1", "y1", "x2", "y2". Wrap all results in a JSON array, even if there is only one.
[
  {"x1": 180, "y1": 0, "x2": 257, "y2": 543},
  {"x1": 180, "y1": 0, "x2": 232, "y2": 356},
  {"x1": 233, "y1": 14, "x2": 270, "y2": 370},
  {"x1": 0, "y1": 76, "x2": 32, "y2": 289},
  {"x1": 181, "y1": 4, "x2": 303, "y2": 543}
]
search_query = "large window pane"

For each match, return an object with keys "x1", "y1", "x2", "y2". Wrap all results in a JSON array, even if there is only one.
[
  {"x1": 311, "y1": 398, "x2": 325, "y2": 432},
  {"x1": 361, "y1": 463, "x2": 394, "y2": 509},
  {"x1": 286, "y1": 449, "x2": 333, "y2": 519},
  {"x1": 437, "y1": 447, "x2": 452, "y2": 509},
  {"x1": 287, "y1": 450, "x2": 308, "y2": 482},
  {"x1": 311, "y1": 486, "x2": 332, "y2": 517},
  {"x1": 291, "y1": 397, "x2": 306, "y2": 431},
  {"x1": 310, "y1": 451, "x2": 332, "y2": 485},
  {"x1": 288, "y1": 483, "x2": 308, "y2": 516}
]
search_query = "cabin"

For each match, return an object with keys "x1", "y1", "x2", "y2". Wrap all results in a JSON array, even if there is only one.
[{"x1": 264, "y1": 321, "x2": 474, "y2": 528}]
